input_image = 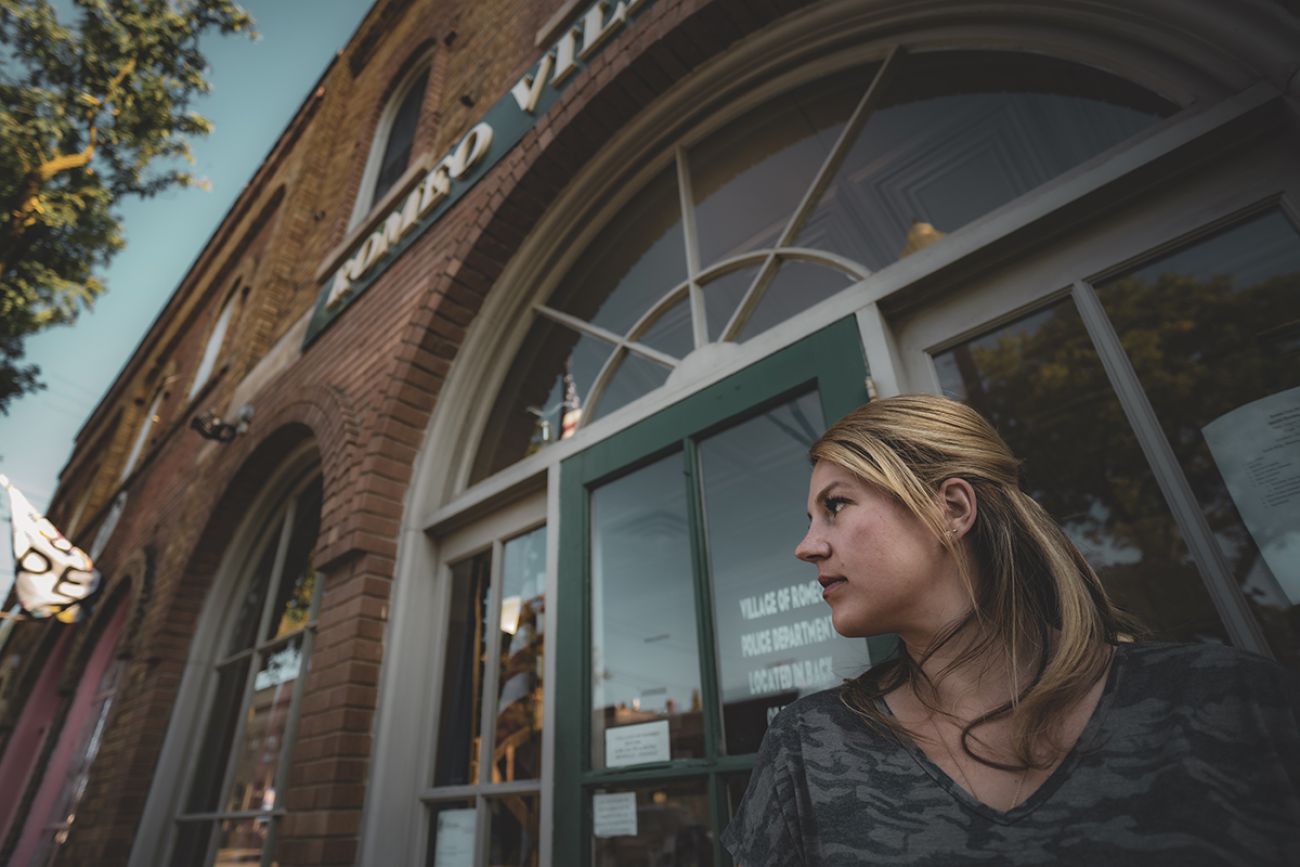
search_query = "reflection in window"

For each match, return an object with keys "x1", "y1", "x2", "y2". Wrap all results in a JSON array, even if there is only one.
[
  {"x1": 1095, "y1": 210, "x2": 1300, "y2": 668},
  {"x1": 698, "y1": 391, "x2": 871, "y2": 755},
  {"x1": 435, "y1": 552, "x2": 492, "y2": 788},
  {"x1": 425, "y1": 523, "x2": 546, "y2": 864},
  {"x1": 934, "y1": 300, "x2": 1227, "y2": 644},
  {"x1": 591, "y1": 779, "x2": 713, "y2": 867},
  {"x1": 171, "y1": 476, "x2": 322, "y2": 866},
  {"x1": 590, "y1": 453, "x2": 703, "y2": 768},
  {"x1": 475, "y1": 52, "x2": 1172, "y2": 483},
  {"x1": 120, "y1": 390, "x2": 164, "y2": 482}
]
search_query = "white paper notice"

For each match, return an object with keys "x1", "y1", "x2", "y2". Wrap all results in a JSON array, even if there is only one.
[
  {"x1": 604, "y1": 719, "x2": 670, "y2": 767},
  {"x1": 593, "y1": 791, "x2": 638, "y2": 838},
  {"x1": 1203, "y1": 386, "x2": 1300, "y2": 605},
  {"x1": 431, "y1": 807, "x2": 476, "y2": 867}
]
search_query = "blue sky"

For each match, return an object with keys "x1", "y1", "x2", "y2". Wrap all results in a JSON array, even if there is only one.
[{"x1": 1, "y1": 1, "x2": 374, "y2": 585}]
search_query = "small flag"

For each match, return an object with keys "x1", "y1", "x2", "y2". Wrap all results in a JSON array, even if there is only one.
[{"x1": 1, "y1": 475, "x2": 100, "y2": 623}]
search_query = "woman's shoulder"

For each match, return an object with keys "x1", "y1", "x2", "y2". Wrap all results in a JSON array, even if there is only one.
[{"x1": 765, "y1": 683, "x2": 895, "y2": 748}]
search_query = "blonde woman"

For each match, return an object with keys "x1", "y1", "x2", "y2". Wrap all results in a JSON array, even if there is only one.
[{"x1": 723, "y1": 395, "x2": 1300, "y2": 866}]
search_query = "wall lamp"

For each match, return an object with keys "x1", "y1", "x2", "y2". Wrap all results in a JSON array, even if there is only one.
[{"x1": 191, "y1": 404, "x2": 254, "y2": 443}]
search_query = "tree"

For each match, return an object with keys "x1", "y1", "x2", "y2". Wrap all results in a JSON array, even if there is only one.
[{"x1": 0, "y1": 0, "x2": 253, "y2": 414}]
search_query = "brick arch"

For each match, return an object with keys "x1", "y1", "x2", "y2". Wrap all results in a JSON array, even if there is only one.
[{"x1": 60, "y1": 547, "x2": 153, "y2": 685}]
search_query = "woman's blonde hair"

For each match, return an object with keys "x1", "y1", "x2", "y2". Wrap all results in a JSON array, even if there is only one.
[{"x1": 811, "y1": 394, "x2": 1139, "y2": 770}]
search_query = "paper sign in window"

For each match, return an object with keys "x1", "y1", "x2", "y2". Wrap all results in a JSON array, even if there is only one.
[
  {"x1": 604, "y1": 719, "x2": 670, "y2": 767},
  {"x1": 432, "y1": 808, "x2": 477, "y2": 866},
  {"x1": 1203, "y1": 385, "x2": 1300, "y2": 605},
  {"x1": 593, "y1": 791, "x2": 638, "y2": 838}
]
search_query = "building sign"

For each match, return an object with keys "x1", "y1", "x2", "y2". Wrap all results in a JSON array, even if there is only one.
[{"x1": 305, "y1": 0, "x2": 658, "y2": 344}]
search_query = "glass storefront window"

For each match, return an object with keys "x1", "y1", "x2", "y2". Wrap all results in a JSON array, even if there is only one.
[
  {"x1": 590, "y1": 453, "x2": 704, "y2": 767},
  {"x1": 1094, "y1": 209, "x2": 1300, "y2": 667},
  {"x1": 934, "y1": 300, "x2": 1228, "y2": 643},
  {"x1": 171, "y1": 475, "x2": 323, "y2": 867},
  {"x1": 698, "y1": 391, "x2": 870, "y2": 755},
  {"x1": 590, "y1": 779, "x2": 713, "y2": 867},
  {"x1": 423, "y1": 510, "x2": 547, "y2": 866}
]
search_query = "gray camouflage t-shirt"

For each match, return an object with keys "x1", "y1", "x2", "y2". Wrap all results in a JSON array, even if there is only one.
[{"x1": 722, "y1": 642, "x2": 1300, "y2": 866}]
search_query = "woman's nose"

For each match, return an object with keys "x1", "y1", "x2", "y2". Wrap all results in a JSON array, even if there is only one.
[{"x1": 795, "y1": 528, "x2": 828, "y2": 562}]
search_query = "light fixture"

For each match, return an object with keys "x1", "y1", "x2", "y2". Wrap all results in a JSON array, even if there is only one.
[{"x1": 190, "y1": 404, "x2": 254, "y2": 443}]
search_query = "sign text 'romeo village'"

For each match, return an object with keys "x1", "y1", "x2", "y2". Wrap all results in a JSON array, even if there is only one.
[{"x1": 305, "y1": 0, "x2": 657, "y2": 344}]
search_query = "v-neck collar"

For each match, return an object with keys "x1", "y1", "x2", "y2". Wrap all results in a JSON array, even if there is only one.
[{"x1": 877, "y1": 644, "x2": 1126, "y2": 825}]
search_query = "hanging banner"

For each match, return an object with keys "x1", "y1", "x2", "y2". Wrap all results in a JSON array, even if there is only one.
[
  {"x1": 305, "y1": 0, "x2": 658, "y2": 345},
  {"x1": 2, "y1": 475, "x2": 100, "y2": 622}
]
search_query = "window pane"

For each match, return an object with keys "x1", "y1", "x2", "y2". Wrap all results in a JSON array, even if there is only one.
[
  {"x1": 186, "y1": 658, "x2": 251, "y2": 813},
  {"x1": 223, "y1": 638, "x2": 303, "y2": 813},
  {"x1": 425, "y1": 800, "x2": 476, "y2": 867},
  {"x1": 689, "y1": 65, "x2": 873, "y2": 269},
  {"x1": 699, "y1": 392, "x2": 869, "y2": 754},
  {"x1": 797, "y1": 51, "x2": 1172, "y2": 270},
  {"x1": 488, "y1": 794, "x2": 540, "y2": 867},
  {"x1": 225, "y1": 529, "x2": 280, "y2": 656},
  {"x1": 373, "y1": 69, "x2": 429, "y2": 207},
  {"x1": 212, "y1": 816, "x2": 272, "y2": 867},
  {"x1": 590, "y1": 353, "x2": 673, "y2": 423},
  {"x1": 266, "y1": 479, "x2": 323, "y2": 641},
  {"x1": 470, "y1": 320, "x2": 613, "y2": 484},
  {"x1": 1095, "y1": 211, "x2": 1300, "y2": 668},
  {"x1": 934, "y1": 299, "x2": 1228, "y2": 644},
  {"x1": 169, "y1": 821, "x2": 214, "y2": 867},
  {"x1": 552, "y1": 165, "x2": 686, "y2": 336},
  {"x1": 590, "y1": 778, "x2": 713, "y2": 867},
  {"x1": 701, "y1": 266, "x2": 760, "y2": 342},
  {"x1": 189, "y1": 293, "x2": 236, "y2": 399},
  {"x1": 735, "y1": 260, "x2": 852, "y2": 343},
  {"x1": 493, "y1": 527, "x2": 546, "y2": 783},
  {"x1": 435, "y1": 552, "x2": 492, "y2": 787},
  {"x1": 636, "y1": 294, "x2": 693, "y2": 359},
  {"x1": 591, "y1": 453, "x2": 704, "y2": 768}
]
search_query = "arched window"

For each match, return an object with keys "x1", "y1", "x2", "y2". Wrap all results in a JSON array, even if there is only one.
[
  {"x1": 188, "y1": 289, "x2": 238, "y2": 400},
  {"x1": 470, "y1": 51, "x2": 1172, "y2": 483},
  {"x1": 354, "y1": 64, "x2": 431, "y2": 222},
  {"x1": 119, "y1": 388, "x2": 165, "y2": 482},
  {"x1": 167, "y1": 472, "x2": 323, "y2": 866}
]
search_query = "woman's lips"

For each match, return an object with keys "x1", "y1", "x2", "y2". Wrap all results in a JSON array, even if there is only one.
[{"x1": 820, "y1": 576, "x2": 847, "y2": 598}]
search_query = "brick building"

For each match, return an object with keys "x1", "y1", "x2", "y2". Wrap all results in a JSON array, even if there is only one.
[{"x1": 2, "y1": 0, "x2": 1299, "y2": 864}]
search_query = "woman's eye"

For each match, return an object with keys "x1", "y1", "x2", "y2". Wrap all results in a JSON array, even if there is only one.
[{"x1": 825, "y1": 497, "x2": 848, "y2": 516}]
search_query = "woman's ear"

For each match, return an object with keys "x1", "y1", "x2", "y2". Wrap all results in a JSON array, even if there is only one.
[{"x1": 937, "y1": 477, "x2": 977, "y2": 539}]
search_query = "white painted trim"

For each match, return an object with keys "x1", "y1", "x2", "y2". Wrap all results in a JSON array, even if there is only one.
[{"x1": 127, "y1": 445, "x2": 320, "y2": 867}]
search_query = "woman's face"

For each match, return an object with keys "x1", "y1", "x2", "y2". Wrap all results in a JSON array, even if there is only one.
[{"x1": 795, "y1": 461, "x2": 968, "y2": 640}]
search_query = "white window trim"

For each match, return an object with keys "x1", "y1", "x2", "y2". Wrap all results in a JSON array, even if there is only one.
[
  {"x1": 361, "y1": 10, "x2": 1291, "y2": 863},
  {"x1": 347, "y1": 57, "x2": 434, "y2": 231},
  {"x1": 127, "y1": 443, "x2": 321, "y2": 867}
]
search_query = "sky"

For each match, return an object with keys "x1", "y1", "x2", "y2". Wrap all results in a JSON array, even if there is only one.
[{"x1": 0, "y1": 1, "x2": 375, "y2": 586}]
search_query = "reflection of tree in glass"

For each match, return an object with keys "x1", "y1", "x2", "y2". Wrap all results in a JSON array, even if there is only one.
[
  {"x1": 1098, "y1": 268, "x2": 1300, "y2": 667},
  {"x1": 946, "y1": 298, "x2": 1225, "y2": 645}
]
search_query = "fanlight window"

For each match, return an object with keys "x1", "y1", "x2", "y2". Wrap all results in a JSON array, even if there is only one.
[{"x1": 471, "y1": 51, "x2": 1174, "y2": 483}]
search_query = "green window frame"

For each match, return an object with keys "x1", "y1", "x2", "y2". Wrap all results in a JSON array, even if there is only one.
[{"x1": 553, "y1": 317, "x2": 887, "y2": 865}]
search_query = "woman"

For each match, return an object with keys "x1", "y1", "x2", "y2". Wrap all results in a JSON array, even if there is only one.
[{"x1": 722, "y1": 395, "x2": 1300, "y2": 866}]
